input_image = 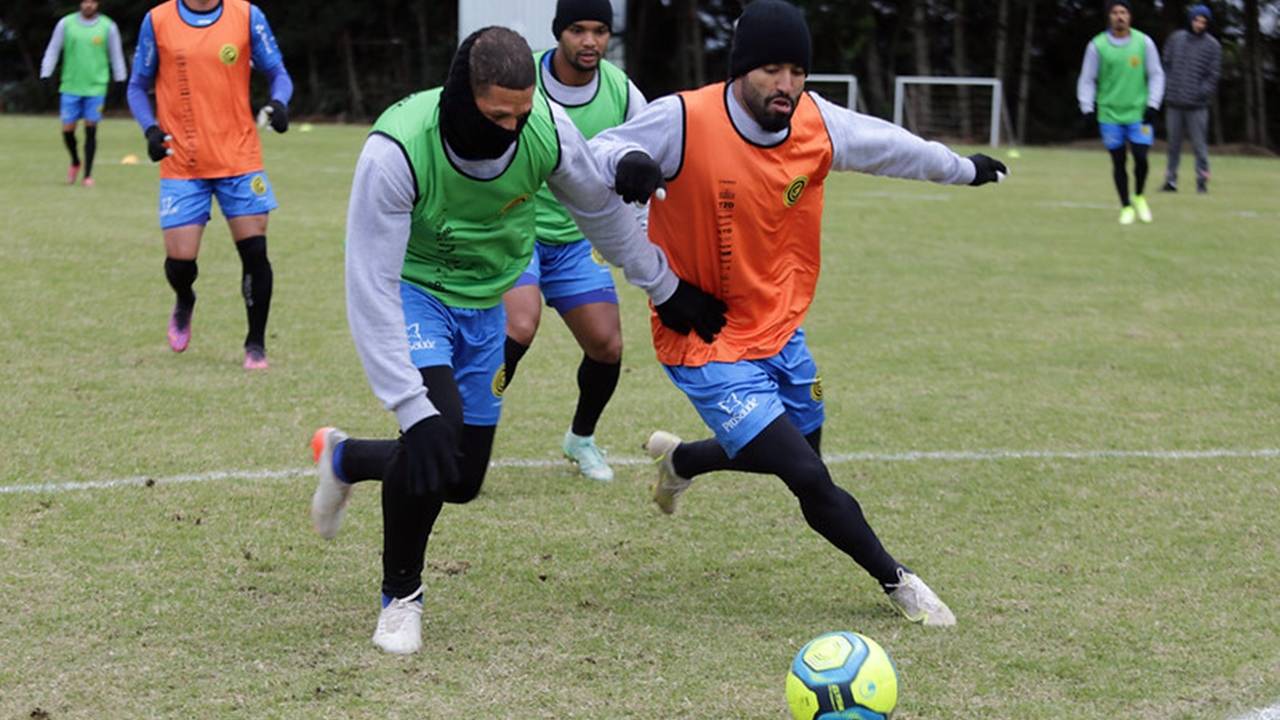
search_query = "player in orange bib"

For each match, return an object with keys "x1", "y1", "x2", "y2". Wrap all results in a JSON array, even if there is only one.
[
  {"x1": 592, "y1": 0, "x2": 1007, "y2": 627},
  {"x1": 126, "y1": 0, "x2": 293, "y2": 370}
]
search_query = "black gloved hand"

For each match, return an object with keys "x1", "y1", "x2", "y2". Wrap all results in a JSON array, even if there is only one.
[
  {"x1": 967, "y1": 154, "x2": 1008, "y2": 186},
  {"x1": 397, "y1": 414, "x2": 460, "y2": 497},
  {"x1": 1080, "y1": 111, "x2": 1096, "y2": 136},
  {"x1": 144, "y1": 125, "x2": 171, "y2": 162},
  {"x1": 1143, "y1": 106, "x2": 1158, "y2": 127},
  {"x1": 655, "y1": 279, "x2": 728, "y2": 343},
  {"x1": 614, "y1": 150, "x2": 664, "y2": 204},
  {"x1": 259, "y1": 99, "x2": 289, "y2": 133}
]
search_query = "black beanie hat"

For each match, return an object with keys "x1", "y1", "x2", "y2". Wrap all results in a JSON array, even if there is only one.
[
  {"x1": 1105, "y1": 0, "x2": 1133, "y2": 14},
  {"x1": 729, "y1": 0, "x2": 812, "y2": 78},
  {"x1": 552, "y1": 0, "x2": 613, "y2": 39}
]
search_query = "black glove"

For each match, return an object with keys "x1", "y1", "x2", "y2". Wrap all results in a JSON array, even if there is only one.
[
  {"x1": 655, "y1": 279, "x2": 728, "y2": 343},
  {"x1": 967, "y1": 154, "x2": 1008, "y2": 186},
  {"x1": 395, "y1": 415, "x2": 460, "y2": 497},
  {"x1": 144, "y1": 125, "x2": 171, "y2": 162},
  {"x1": 259, "y1": 99, "x2": 289, "y2": 133},
  {"x1": 1143, "y1": 106, "x2": 1158, "y2": 127},
  {"x1": 1080, "y1": 111, "x2": 1096, "y2": 136},
  {"x1": 614, "y1": 150, "x2": 664, "y2": 204}
]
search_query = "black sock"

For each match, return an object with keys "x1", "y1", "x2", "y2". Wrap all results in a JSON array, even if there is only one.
[
  {"x1": 164, "y1": 258, "x2": 198, "y2": 316},
  {"x1": 339, "y1": 439, "x2": 398, "y2": 483},
  {"x1": 1132, "y1": 144, "x2": 1149, "y2": 195},
  {"x1": 502, "y1": 336, "x2": 530, "y2": 390},
  {"x1": 235, "y1": 235, "x2": 273, "y2": 351},
  {"x1": 571, "y1": 355, "x2": 621, "y2": 437},
  {"x1": 1109, "y1": 147, "x2": 1130, "y2": 206},
  {"x1": 63, "y1": 130, "x2": 80, "y2": 166},
  {"x1": 83, "y1": 125, "x2": 97, "y2": 178},
  {"x1": 676, "y1": 418, "x2": 901, "y2": 585}
]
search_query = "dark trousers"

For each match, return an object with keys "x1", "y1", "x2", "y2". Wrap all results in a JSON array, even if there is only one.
[{"x1": 1165, "y1": 107, "x2": 1210, "y2": 186}]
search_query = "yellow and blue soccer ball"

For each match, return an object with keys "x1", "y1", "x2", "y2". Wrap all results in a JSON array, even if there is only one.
[{"x1": 785, "y1": 631, "x2": 899, "y2": 720}]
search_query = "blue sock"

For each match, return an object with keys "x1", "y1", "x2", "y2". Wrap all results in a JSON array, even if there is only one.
[
  {"x1": 331, "y1": 441, "x2": 351, "y2": 484},
  {"x1": 382, "y1": 592, "x2": 423, "y2": 608}
]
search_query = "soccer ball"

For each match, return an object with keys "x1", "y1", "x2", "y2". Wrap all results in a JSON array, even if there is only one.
[{"x1": 785, "y1": 631, "x2": 899, "y2": 720}]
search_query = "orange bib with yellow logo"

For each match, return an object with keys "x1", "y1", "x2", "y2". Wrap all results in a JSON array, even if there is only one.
[
  {"x1": 648, "y1": 82, "x2": 833, "y2": 366},
  {"x1": 151, "y1": 0, "x2": 260, "y2": 179}
]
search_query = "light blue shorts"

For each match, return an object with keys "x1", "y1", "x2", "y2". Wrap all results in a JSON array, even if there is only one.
[
  {"x1": 400, "y1": 282, "x2": 506, "y2": 427},
  {"x1": 60, "y1": 94, "x2": 105, "y2": 124},
  {"x1": 663, "y1": 329, "x2": 824, "y2": 458},
  {"x1": 512, "y1": 238, "x2": 617, "y2": 313},
  {"x1": 158, "y1": 172, "x2": 278, "y2": 229},
  {"x1": 1100, "y1": 122, "x2": 1154, "y2": 150}
]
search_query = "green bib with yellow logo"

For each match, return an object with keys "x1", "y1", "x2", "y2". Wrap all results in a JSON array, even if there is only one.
[
  {"x1": 532, "y1": 50, "x2": 631, "y2": 245},
  {"x1": 371, "y1": 88, "x2": 561, "y2": 308},
  {"x1": 60, "y1": 14, "x2": 112, "y2": 97},
  {"x1": 1093, "y1": 29, "x2": 1149, "y2": 125}
]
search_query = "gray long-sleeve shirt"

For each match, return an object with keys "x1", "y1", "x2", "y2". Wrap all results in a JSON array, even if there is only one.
[
  {"x1": 345, "y1": 102, "x2": 677, "y2": 430},
  {"x1": 1162, "y1": 29, "x2": 1221, "y2": 109},
  {"x1": 40, "y1": 14, "x2": 128, "y2": 82},
  {"x1": 590, "y1": 81, "x2": 977, "y2": 190},
  {"x1": 1077, "y1": 31, "x2": 1166, "y2": 114}
]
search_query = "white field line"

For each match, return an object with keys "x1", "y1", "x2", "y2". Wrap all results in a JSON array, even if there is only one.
[
  {"x1": 1233, "y1": 701, "x2": 1280, "y2": 720},
  {"x1": 2, "y1": 447, "x2": 1279, "y2": 495}
]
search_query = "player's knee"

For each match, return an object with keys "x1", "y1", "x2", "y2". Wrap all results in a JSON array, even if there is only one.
[
  {"x1": 236, "y1": 235, "x2": 270, "y2": 271},
  {"x1": 780, "y1": 453, "x2": 835, "y2": 500},
  {"x1": 506, "y1": 312, "x2": 539, "y2": 346},
  {"x1": 583, "y1": 332, "x2": 622, "y2": 364}
]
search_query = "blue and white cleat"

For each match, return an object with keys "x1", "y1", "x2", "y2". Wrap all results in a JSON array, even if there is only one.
[
  {"x1": 309, "y1": 426, "x2": 351, "y2": 539},
  {"x1": 373, "y1": 586, "x2": 424, "y2": 655},
  {"x1": 563, "y1": 430, "x2": 614, "y2": 482}
]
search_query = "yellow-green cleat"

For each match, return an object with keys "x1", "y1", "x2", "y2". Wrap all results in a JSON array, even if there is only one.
[
  {"x1": 1118, "y1": 205, "x2": 1136, "y2": 225},
  {"x1": 1132, "y1": 195, "x2": 1153, "y2": 223},
  {"x1": 643, "y1": 431, "x2": 691, "y2": 514}
]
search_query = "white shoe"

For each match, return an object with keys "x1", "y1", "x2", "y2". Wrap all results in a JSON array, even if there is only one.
[
  {"x1": 644, "y1": 431, "x2": 691, "y2": 515},
  {"x1": 372, "y1": 586, "x2": 424, "y2": 654},
  {"x1": 562, "y1": 430, "x2": 614, "y2": 482},
  {"x1": 886, "y1": 568, "x2": 956, "y2": 627},
  {"x1": 309, "y1": 427, "x2": 351, "y2": 540}
]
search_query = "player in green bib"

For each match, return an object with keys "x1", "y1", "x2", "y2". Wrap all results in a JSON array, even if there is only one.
[
  {"x1": 501, "y1": 0, "x2": 649, "y2": 483},
  {"x1": 307, "y1": 27, "x2": 726, "y2": 655},
  {"x1": 1077, "y1": 0, "x2": 1165, "y2": 225},
  {"x1": 40, "y1": 0, "x2": 127, "y2": 187}
]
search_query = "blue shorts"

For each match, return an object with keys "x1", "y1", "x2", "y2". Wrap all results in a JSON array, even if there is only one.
[
  {"x1": 158, "y1": 172, "x2": 279, "y2": 229},
  {"x1": 1100, "y1": 122, "x2": 1154, "y2": 150},
  {"x1": 60, "y1": 94, "x2": 105, "y2": 124},
  {"x1": 400, "y1": 282, "x2": 505, "y2": 427},
  {"x1": 512, "y1": 238, "x2": 617, "y2": 314},
  {"x1": 663, "y1": 329, "x2": 824, "y2": 458}
]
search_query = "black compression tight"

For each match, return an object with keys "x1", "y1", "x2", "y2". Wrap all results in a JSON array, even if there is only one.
[{"x1": 672, "y1": 417, "x2": 900, "y2": 586}]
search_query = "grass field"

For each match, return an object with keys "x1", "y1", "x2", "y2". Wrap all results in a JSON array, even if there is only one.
[{"x1": 1, "y1": 113, "x2": 1278, "y2": 719}]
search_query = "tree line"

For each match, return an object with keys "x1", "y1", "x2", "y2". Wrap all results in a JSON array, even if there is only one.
[{"x1": 1, "y1": 0, "x2": 1275, "y2": 148}]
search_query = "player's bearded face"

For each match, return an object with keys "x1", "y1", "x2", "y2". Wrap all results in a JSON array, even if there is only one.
[
  {"x1": 80, "y1": 0, "x2": 99, "y2": 17},
  {"x1": 560, "y1": 21, "x2": 611, "y2": 73},
  {"x1": 1109, "y1": 6, "x2": 1130, "y2": 33},
  {"x1": 741, "y1": 64, "x2": 806, "y2": 133}
]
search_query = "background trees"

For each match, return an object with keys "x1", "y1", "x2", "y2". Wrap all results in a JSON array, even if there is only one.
[{"x1": 1, "y1": 0, "x2": 1274, "y2": 148}]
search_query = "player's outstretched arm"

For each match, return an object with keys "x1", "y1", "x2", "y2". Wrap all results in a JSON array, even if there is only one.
[
  {"x1": 249, "y1": 5, "x2": 293, "y2": 133},
  {"x1": 967, "y1": 154, "x2": 1008, "y2": 186}
]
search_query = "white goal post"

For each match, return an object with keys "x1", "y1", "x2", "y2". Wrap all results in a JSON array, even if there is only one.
[
  {"x1": 806, "y1": 73, "x2": 862, "y2": 113},
  {"x1": 893, "y1": 76, "x2": 1003, "y2": 147}
]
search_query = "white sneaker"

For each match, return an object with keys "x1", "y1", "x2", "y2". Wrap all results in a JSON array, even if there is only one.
[
  {"x1": 372, "y1": 586, "x2": 424, "y2": 654},
  {"x1": 309, "y1": 426, "x2": 351, "y2": 540},
  {"x1": 562, "y1": 430, "x2": 614, "y2": 482},
  {"x1": 644, "y1": 431, "x2": 691, "y2": 514},
  {"x1": 886, "y1": 568, "x2": 956, "y2": 627}
]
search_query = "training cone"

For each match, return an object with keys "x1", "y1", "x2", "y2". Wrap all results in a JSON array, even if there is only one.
[
  {"x1": 300, "y1": 122, "x2": 314, "y2": 133},
  {"x1": 121, "y1": 153, "x2": 140, "y2": 165}
]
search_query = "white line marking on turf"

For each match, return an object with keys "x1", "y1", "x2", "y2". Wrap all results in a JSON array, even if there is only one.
[
  {"x1": 1036, "y1": 200, "x2": 1116, "y2": 210},
  {"x1": 2, "y1": 448, "x2": 1278, "y2": 495},
  {"x1": 1233, "y1": 701, "x2": 1280, "y2": 720}
]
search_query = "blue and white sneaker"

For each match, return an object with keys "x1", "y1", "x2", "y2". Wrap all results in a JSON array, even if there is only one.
[
  {"x1": 563, "y1": 430, "x2": 614, "y2": 482},
  {"x1": 373, "y1": 586, "x2": 424, "y2": 654},
  {"x1": 309, "y1": 426, "x2": 351, "y2": 539}
]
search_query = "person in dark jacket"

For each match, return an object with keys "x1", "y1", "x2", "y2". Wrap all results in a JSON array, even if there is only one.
[{"x1": 1160, "y1": 4, "x2": 1221, "y2": 194}]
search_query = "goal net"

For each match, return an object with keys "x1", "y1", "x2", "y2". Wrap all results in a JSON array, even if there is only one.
[{"x1": 893, "y1": 77, "x2": 1004, "y2": 146}]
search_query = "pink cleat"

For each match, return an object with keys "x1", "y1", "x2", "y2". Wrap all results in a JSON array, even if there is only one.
[
  {"x1": 67, "y1": 164, "x2": 81, "y2": 185},
  {"x1": 243, "y1": 346, "x2": 269, "y2": 371},
  {"x1": 82, "y1": 177, "x2": 95, "y2": 188},
  {"x1": 167, "y1": 305, "x2": 193, "y2": 353}
]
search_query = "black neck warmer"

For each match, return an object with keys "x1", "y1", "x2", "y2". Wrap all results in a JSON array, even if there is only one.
[{"x1": 440, "y1": 33, "x2": 527, "y2": 160}]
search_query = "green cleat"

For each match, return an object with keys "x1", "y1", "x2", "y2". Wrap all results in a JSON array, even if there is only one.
[
  {"x1": 1118, "y1": 206, "x2": 1136, "y2": 225},
  {"x1": 1133, "y1": 195, "x2": 1153, "y2": 223},
  {"x1": 563, "y1": 430, "x2": 614, "y2": 482}
]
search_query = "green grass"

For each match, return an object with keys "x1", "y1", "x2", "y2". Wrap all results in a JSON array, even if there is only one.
[{"x1": 1, "y1": 114, "x2": 1278, "y2": 719}]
